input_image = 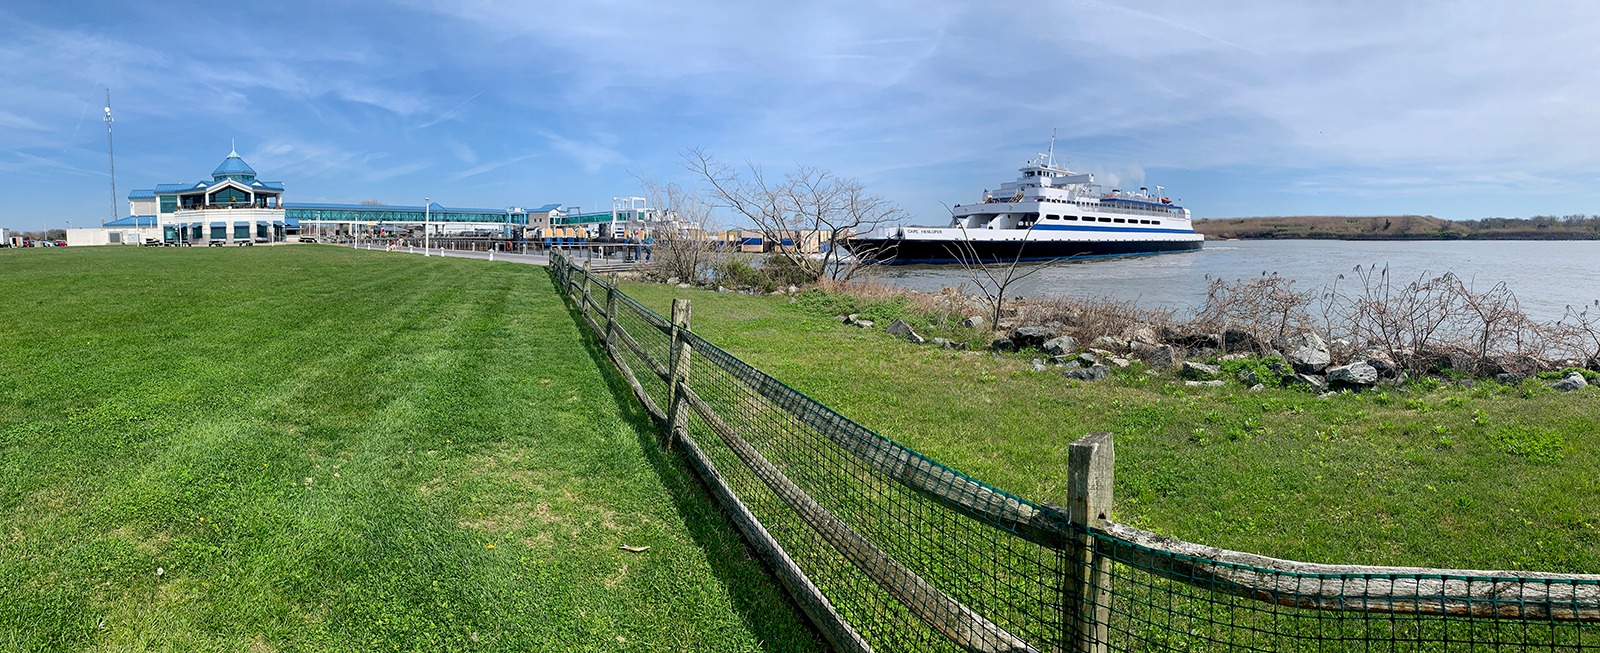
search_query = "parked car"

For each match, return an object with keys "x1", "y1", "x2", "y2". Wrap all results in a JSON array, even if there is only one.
[
  {"x1": 53, "y1": 240, "x2": 66, "y2": 247},
  {"x1": 253, "y1": 237, "x2": 269, "y2": 244},
  {"x1": 298, "y1": 236, "x2": 317, "y2": 243},
  {"x1": 208, "y1": 240, "x2": 225, "y2": 247},
  {"x1": 143, "y1": 238, "x2": 162, "y2": 247}
]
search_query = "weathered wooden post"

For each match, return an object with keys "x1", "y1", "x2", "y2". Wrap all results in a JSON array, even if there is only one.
[
  {"x1": 565, "y1": 251, "x2": 578, "y2": 298},
  {"x1": 665, "y1": 298, "x2": 693, "y2": 446},
  {"x1": 1067, "y1": 432, "x2": 1114, "y2": 653},
  {"x1": 602, "y1": 273, "x2": 619, "y2": 347},
  {"x1": 580, "y1": 260, "x2": 594, "y2": 323}
]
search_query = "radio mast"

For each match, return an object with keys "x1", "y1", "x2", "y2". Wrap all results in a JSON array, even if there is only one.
[{"x1": 105, "y1": 89, "x2": 118, "y2": 223}]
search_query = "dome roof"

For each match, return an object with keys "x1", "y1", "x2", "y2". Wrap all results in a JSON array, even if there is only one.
[{"x1": 211, "y1": 148, "x2": 257, "y2": 181}]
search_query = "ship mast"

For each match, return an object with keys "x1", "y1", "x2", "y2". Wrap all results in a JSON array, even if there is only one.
[{"x1": 1047, "y1": 129, "x2": 1056, "y2": 168}]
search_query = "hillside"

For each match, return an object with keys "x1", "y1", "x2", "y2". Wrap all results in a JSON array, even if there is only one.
[{"x1": 1195, "y1": 214, "x2": 1600, "y2": 240}]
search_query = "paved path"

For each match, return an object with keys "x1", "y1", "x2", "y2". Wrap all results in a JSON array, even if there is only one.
[{"x1": 341, "y1": 243, "x2": 642, "y2": 271}]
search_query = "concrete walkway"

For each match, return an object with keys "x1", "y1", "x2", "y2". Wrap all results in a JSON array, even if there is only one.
[{"x1": 341, "y1": 243, "x2": 642, "y2": 271}]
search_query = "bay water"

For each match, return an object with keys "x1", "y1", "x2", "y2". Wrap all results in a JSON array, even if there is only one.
[{"x1": 863, "y1": 240, "x2": 1600, "y2": 323}]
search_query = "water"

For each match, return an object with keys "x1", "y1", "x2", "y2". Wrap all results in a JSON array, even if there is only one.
[{"x1": 864, "y1": 240, "x2": 1600, "y2": 323}]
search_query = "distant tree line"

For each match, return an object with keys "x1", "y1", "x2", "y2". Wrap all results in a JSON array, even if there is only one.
[{"x1": 1196, "y1": 214, "x2": 1600, "y2": 240}]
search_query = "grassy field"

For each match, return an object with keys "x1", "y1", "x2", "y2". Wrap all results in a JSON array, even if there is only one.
[
  {"x1": 619, "y1": 281, "x2": 1600, "y2": 574},
  {"x1": 0, "y1": 246, "x2": 819, "y2": 652}
]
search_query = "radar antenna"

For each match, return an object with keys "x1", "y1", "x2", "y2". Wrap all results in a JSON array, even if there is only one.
[
  {"x1": 104, "y1": 88, "x2": 118, "y2": 224},
  {"x1": 1047, "y1": 129, "x2": 1056, "y2": 167}
]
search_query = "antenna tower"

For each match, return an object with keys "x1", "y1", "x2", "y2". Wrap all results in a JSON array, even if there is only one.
[{"x1": 104, "y1": 89, "x2": 118, "y2": 223}]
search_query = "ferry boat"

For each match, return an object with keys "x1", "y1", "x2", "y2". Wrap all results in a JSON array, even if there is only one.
[{"x1": 849, "y1": 148, "x2": 1203, "y2": 264}]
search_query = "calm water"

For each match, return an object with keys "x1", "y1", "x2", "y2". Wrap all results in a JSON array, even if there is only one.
[{"x1": 865, "y1": 240, "x2": 1600, "y2": 323}]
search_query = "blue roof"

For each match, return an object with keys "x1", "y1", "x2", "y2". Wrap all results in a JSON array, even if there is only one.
[
  {"x1": 285, "y1": 217, "x2": 300, "y2": 229},
  {"x1": 252, "y1": 181, "x2": 284, "y2": 191},
  {"x1": 104, "y1": 215, "x2": 158, "y2": 227},
  {"x1": 128, "y1": 189, "x2": 156, "y2": 200},
  {"x1": 155, "y1": 182, "x2": 203, "y2": 193},
  {"x1": 531, "y1": 203, "x2": 562, "y2": 213},
  {"x1": 212, "y1": 149, "x2": 257, "y2": 180}
]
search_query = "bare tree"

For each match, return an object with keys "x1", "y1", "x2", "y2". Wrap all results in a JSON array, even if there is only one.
[
  {"x1": 635, "y1": 175, "x2": 718, "y2": 283},
  {"x1": 943, "y1": 225, "x2": 1065, "y2": 331},
  {"x1": 682, "y1": 148, "x2": 904, "y2": 282}
]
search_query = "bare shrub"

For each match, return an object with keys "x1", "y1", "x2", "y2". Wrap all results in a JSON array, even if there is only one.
[
  {"x1": 1021, "y1": 295, "x2": 1179, "y2": 343},
  {"x1": 1550, "y1": 300, "x2": 1600, "y2": 367},
  {"x1": 1193, "y1": 273, "x2": 1313, "y2": 346}
]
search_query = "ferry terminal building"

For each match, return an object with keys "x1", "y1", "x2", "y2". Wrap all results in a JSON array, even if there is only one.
[{"x1": 69, "y1": 148, "x2": 674, "y2": 247}]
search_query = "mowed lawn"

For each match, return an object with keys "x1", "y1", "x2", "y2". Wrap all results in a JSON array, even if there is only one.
[
  {"x1": 0, "y1": 246, "x2": 819, "y2": 652},
  {"x1": 619, "y1": 281, "x2": 1600, "y2": 575}
]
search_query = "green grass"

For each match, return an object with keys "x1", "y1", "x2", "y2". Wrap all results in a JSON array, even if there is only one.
[
  {"x1": 619, "y1": 281, "x2": 1600, "y2": 574},
  {"x1": 0, "y1": 246, "x2": 820, "y2": 652}
]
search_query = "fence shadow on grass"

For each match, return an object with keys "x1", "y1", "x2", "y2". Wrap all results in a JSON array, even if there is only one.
[{"x1": 552, "y1": 270, "x2": 827, "y2": 652}]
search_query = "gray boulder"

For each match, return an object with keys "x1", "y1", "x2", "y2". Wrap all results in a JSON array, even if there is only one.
[
  {"x1": 1184, "y1": 380, "x2": 1226, "y2": 388},
  {"x1": 931, "y1": 337, "x2": 950, "y2": 348},
  {"x1": 962, "y1": 315, "x2": 986, "y2": 330},
  {"x1": 1248, "y1": 383, "x2": 1265, "y2": 392},
  {"x1": 1031, "y1": 359, "x2": 1048, "y2": 372},
  {"x1": 1089, "y1": 335, "x2": 1129, "y2": 352},
  {"x1": 1290, "y1": 373, "x2": 1328, "y2": 393},
  {"x1": 1552, "y1": 372, "x2": 1589, "y2": 392},
  {"x1": 989, "y1": 337, "x2": 1014, "y2": 351},
  {"x1": 1122, "y1": 324, "x2": 1159, "y2": 345},
  {"x1": 1238, "y1": 367, "x2": 1261, "y2": 386},
  {"x1": 886, "y1": 319, "x2": 925, "y2": 344},
  {"x1": 1009, "y1": 326, "x2": 1063, "y2": 349},
  {"x1": 1107, "y1": 357, "x2": 1131, "y2": 369},
  {"x1": 854, "y1": 319, "x2": 875, "y2": 329},
  {"x1": 845, "y1": 313, "x2": 861, "y2": 324},
  {"x1": 1327, "y1": 362, "x2": 1379, "y2": 387},
  {"x1": 1139, "y1": 344, "x2": 1179, "y2": 370},
  {"x1": 1273, "y1": 332, "x2": 1331, "y2": 374},
  {"x1": 665, "y1": 277, "x2": 680, "y2": 285},
  {"x1": 1042, "y1": 335, "x2": 1078, "y2": 356},
  {"x1": 1077, "y1": 352, "x2": 1099, "y2": 365},
  {"x1": 1063, "y1": 365, "x2": 1109, "y2": 381},
  {"x1": 1495, "y1": 372, "x2": 1528, "y2": 385},
  {"x1": 1222, "y1": 328, "x2": 1257, "y2": 353},
  {"x1": 1180, "y1": 361, "x2": 1221, "y2": 379}
]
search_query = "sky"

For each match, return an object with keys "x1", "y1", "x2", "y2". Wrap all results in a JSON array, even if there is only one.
[{"x1": 3, "y1": 0, "x2": 1600, "y2": 232}]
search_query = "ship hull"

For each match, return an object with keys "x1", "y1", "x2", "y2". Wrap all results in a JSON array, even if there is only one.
[{"x1": 848, "y1": 235, "x2": 1203, "y2": 265}]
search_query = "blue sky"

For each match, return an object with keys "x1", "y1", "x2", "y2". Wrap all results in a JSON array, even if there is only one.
[{"x1": 3, "y1": 0, "x2": 1599, "y2": 232}]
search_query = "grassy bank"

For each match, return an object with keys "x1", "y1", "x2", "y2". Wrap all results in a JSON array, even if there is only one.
[
  {"x1": 619, "y1": 281, "x2": 1600, "y2": 573},
  {"x1": 0, "y1": 246, "x2": 818, "y2": 652}
]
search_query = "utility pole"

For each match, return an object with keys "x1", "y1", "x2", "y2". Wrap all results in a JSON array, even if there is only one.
[{"x1": 104, "y1": 89, "x2": 118, "y2": 224}]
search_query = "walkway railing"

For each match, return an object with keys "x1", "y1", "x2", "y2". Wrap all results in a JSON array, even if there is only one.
[{"x1": 550, "y1": 250, "x2": 1600, "y2": 652}]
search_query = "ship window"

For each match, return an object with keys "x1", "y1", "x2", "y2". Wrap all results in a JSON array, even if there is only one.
[
  {"x1": 1064, "y1": 216, "x2": 1077, "y2": 221},
  {"x1": 1114, "y1": 218, "x2": 1125, "y2": 223},
  {"x1": 1099, "y1": 217, "x2": 1112, "y2": 223}
]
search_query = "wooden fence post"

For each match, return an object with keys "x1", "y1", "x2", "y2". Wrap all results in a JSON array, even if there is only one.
[
  {"x1": 1067, "y1": 432, "x2": 1114, "y2": 653},
  {"x1": 603, "y1": 273, "x2": 619, "y2": 346},
  {"x1": 665, "y1": 298, "x2": 693, "y2": 446},
  {"x1": 580, "y1": 260, "x2": 593, "y2": 321}
]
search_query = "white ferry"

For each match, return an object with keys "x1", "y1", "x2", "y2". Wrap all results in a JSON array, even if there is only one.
[{"x1": 849, "y1": 148, "x2": 1204, "y2": 264}]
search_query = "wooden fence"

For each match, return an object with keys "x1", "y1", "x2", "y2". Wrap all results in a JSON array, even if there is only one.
[{"x1": 551, "y1": 251, "x2": 1600, "y2": 652}]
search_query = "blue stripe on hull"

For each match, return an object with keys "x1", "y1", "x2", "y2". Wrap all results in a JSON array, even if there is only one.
[{"x1": 847, "y1": 237, "x2": 1203, "y2": 265}]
